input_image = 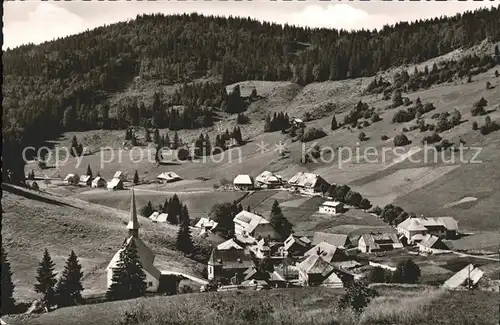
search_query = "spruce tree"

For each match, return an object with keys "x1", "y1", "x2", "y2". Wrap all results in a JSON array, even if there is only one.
[
  {"x1": 55, "y1": 251, "x2": 83, "y2": 307},
  {"x1": 269, "y1": 200, "x2": 293, "y2": 239},
  {"x1": 106, "y1": 241, "x2": 147, "y2": 301},
  {"x1": 1, "y1": 247, "x2": 16, "y2": 314},
  {"x1": 167, "y1": 194, "x2": 181, "y2": 224},
  {"x1": 86, "y1": 164, "x2": 93, "y2": 177},
  {"x1": 34, "y1": 249, "x2": 57, "y2": 310},
  {"x1": 133, "y1": 170, "x2": 139, "y2": 185},
  {"x1": 153, "y1": 128, "x2": 160, "y2": 145},
  {"x1": 144, "y1": 127, "x2": 151, "y2": 142},
  {"x1": 172, "y1": 132, "x2": 180, "y2": 150},
  {"x1": 165, "y1": 133, "x2": 171, "y2": 149},
  {"x1": 140, "y1": 201, "x2": 154, "y2": 218},
  {"x1": 331, "y1": 115, "x2": 338, "y2": 130},
  {"x1": 176, "y1": 205, "x2": 194, "y2": 255}
]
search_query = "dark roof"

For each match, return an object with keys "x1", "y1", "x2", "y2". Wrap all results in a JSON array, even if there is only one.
[
  {"x1": 312, "y1": 232, "x2": 350, "y2": 247},
  {"x1": 208, "y1": 249, "x2": 254, "y2": 269}
]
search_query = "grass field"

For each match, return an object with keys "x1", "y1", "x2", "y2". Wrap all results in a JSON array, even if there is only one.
[
  {"x1": 5, "y1": 286, "x2": 497, "y2": 325},
  {"x1": 1, "y1": 185, "x2": 207, "y2": 301}
]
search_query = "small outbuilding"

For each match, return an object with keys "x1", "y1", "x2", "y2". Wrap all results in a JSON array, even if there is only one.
[
  {"x1": 157, "y1": 172, "x2": 182, "y2": 183},
  {"x1": 318, "y1": 201, "x2": 344, "y2": 215},
  {"x1": 91, "y1": 176, "x2": 107, "y2": 188},
  {"x1": 107, "y1": 178, "x2": 124, "y2": 190},
  {"x1": 113, "y1": 171, "x2": 127, "y2": 182},
  {"x1": 79, "y1": 175, "x2": 92, "y2": 186},
  {"x1": 64, "y1": 173, "x2": 79, "y2": 185}
]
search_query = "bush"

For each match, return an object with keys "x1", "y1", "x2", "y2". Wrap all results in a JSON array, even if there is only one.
[
  {"x1": 495, "y1": 70, "x2": 499, "y2": 78},
  {"x1": 393, "y1": 134, "x2": 410, "y2": 146},
  {"x1": 392, "y1": 109, "x2": 415, "y2": 123},
  {"x1": 472, "y1": 121, "x2": 479, "y2": 130},
  {"x1": 370, "y1": 205, "x2": 382, "y2": 216},
  {"x1": 236, "y1": 113, "x2": 249, "y2": 124},
  {"x1": 421, "y1": 131, "x2": 442, "y2": 144},
  {"x1": 471, "y1": 97, "x2": 488, "y2": 116},
  {"x1": 371, "y1": 112, "x2": 381, "y2": 123},
  {"x1": 486, "y1": 81, "x2": 492, "y2": 89},
  {"x1": 301, "y1": 127, "x2": 326, "y2": 142},
  {"x1": 392, "y1": 259, "x2": 421, "y2": 284},
  {"x1": 358, "y1": 132, "x2": 367, "y2": 142},
  {"x1": 402, "y1": 127, "x2": 409, "y2": 133},
  {"x1": 381, "y1": 135, "x2": 389, "y2": 141},
  {"x1": 340, "y1": 281, "x2": 378, "y2": 313}
]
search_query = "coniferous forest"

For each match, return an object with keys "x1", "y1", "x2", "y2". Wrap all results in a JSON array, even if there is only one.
[{"x1": 3, "y1": 7, "x2": 500, "y2": 183}]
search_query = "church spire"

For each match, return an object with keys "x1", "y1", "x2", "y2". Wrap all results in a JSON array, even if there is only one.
[{"x1": 127, "y1": 187, "x2": 139, "y2": 237}]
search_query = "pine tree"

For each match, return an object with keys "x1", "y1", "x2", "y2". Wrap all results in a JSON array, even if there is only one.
[
  {"x1": 106, "y1": 241, "x2": 147, "y2": 301},
  {"x1": 165, "y1": 133, "x2": 171, "y2": 148},
  {"x1": 153, "y1": 128, "x2": 160, "y2": 145},
  {"x1": 167, "y1": 194, "x2": 181, "y2": 224},
  {"x1": 269, "y1": 200, "x2": 293, "y2": 239},
  {"x1": 172, "y1": 131, "x2": 179, "y2": 150},
  {"x1": 34, "y1": 249, "x2": 57, "y2": 310},
  {"x1": 140, "y1": 201, "x2": 154, "y2": 218},
  {"x1": 133, "y1": 170, "x2": 139, "y2": 185},
  {"x1": 331, "y1": 115, "x2": 338, "y2": 130},
  {"x1": 204, "y1": 134, "x2": 212, "y2": 156},
  {"x1": 176, "y1": 205, "x2": 194, "y2": 255},
  {"x1": 1, "y1": 247, "x2": 16, "y2": 314},
  {"x1": 55, "y1": 250, "x2": 84, "y2": 307},
  {"x1": 144, "y1": 127, "x2": 151, "y2": 142},
  {"x1": 86, "y1": 164, "x2": 93, "y2": 177}
]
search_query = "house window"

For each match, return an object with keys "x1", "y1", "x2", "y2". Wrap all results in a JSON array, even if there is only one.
[{"x1": 148, "y1": 281, "x2": 153, "y2": 287}]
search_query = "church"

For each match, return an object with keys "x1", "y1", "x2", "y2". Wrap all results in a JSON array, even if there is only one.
[{"x1": 106, "y1": 189, "x2": 161, "y2": 292}]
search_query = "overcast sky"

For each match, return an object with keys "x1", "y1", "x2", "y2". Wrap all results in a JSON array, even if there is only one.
[{"x1": 3, "y1": 1, "x2": 496, "y2": 50}]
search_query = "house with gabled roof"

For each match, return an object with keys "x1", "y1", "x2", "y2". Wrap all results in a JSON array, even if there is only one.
[
  {"x1": 443, "y1": 264, "x2": 484, "y2": 289},
  {"x1": 312, "y1": 232, "x2": 352, "y2": 249},
  {"x1": 417, "y1": 234, "x2": 450, "y2": 254},
  {"x1": 91, "y1": 176, "x2": 107, "y2": 188},
  {"x1": 255, "y1": 171, "x2": 283, "y2": 188},
  {"x1": 149, "y1": 212, "x2": 168, "y2": 223},
  {"x1": 194, "y1": 218, "x2": 218, "y2": 235},
  {"x1": 397, "y1": 217, "x2": 459, "y2": 242},
  {"x1": 157, "y1": 172, "x2": 182, "y2": 183},
  {"x1": 113, "y1": 171, "x2": 127, "y2": 181},
  {"x1": 64, "y1": 173, "x2": 79, "y2": 185},
  {"x1": 207, "y1": 248, "x2": 254, "y2": 281},
  {"x1": 283, "y1": 234, "x2": 311, "y2": 256},
  {"x1": 107, "y1": 178, "x2": 124, "y2": 190},
  {"x1": 358, "y1": 232, "x2": 403, "y2": 253},
  {"x1": 233, "y1": 210, "x2": 280, "y2": 241},
  {"x1": 304, "y1": 242, "x2": 348, "y2": 263},
  {"x1": 106, "y1": 189, "x2": 161, "y2": 292},
  {"x1": 249, "y1": 238, "x2": 271, "y2": 259},
  {"x1": 233, "y1": 174, "x2": 254, "y2": 190},
  {"x1": 297, "y1": 254, "x2": 353, "y2": 287},
  {"x1": 318, "y1": 201, "x2": 344, "y2": 215},
  {"x1": 217, "y1": 239, "x2": 244, "y2": 251},
  {"x1": 79, "y1": 175, "x2": 92, "y2": 186},
  {"x1": 287, "y1": 172, "x2": 330, "y2": 195}
]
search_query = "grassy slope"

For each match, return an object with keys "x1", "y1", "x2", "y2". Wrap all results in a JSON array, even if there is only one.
[
  {"x1": 1, "y1": 185, "x2": 206, "y2": 301},
  {"x1": 5, "y1": 286, "x2": 497, "y2": 325}
]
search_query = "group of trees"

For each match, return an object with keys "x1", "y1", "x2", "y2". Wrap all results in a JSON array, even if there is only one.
[
  {"x1": 324, "y1": 184, "x2": 372, "y2": 210},
  {"x1": 70, "y1": 135, "x2": 84, "y2": 157},
  {"x1": 140, "y1": 194, "x2": 188, "y2": 225},
  {"x1": 478, "y1": 115, "x2": 500, "y2": 135},
  {"x1": 371, "y1": 203, "x2": 418, "y2": 226},
  {"x1": 343, "y1": 101, "x2": 381, "y2": 128},
  {"x1": 209, "y1": 201, "x2": 244, "y2": 237},
  {"x1": 269, "y1": 200, "x2": 293, "y2": 239},
  {"x1": 21, "y1": 249, "x2": 85, "y2": 311},
  {"x1": 264, "y1": 112, "x2": 291, "y2": 132},
  {"x1": 391, "y1": 98, "x2": 436, "y2": 124}
]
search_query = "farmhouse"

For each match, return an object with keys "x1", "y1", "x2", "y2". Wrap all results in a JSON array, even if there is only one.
[
  {"x1": 157, "y1": 172, "x2": 182, "y2": 183},
  {"x1": 149, "y1": 212, "x2": 168, "y2": 223},
  {"x1": 113, "y1": 171, "x2": 127, "y2": 181},
  {"x1": 417, "y1": 234, "x2": 450, "y2": 254},
  {"x1": 283, "y1": 234, "x2": 311, "y2": 256},
  {"x1": 397, "y1": 217, "x2": 459, "y2": 242},
  {"x1": 312, "y1": 232, "x2": 352, "y2": 249},
  {"x1": 233, "y1": 174, "x2": 254, "y2": 190},
  {"x1": 91, "y1": 176, "x2": 107, "y2": 188},
  {"x1": 318, "y1": 201, "x2": 344, "y2": 215},
  {"x1": 106, "y1": 189, "x2": 161, "y2": 292},
  {"x1": 207, "y1": 248, "x2": 254, "y2": 281},
  {"x1": 249, "y1": 238, "x2": 271, "y2": 259},
  {"x1": 233, "y1": 210, "x2": 280, "y2": 241},
  {"x1": 194, "y1": 218, "x2": 218, "y2": 235},
  {"x1": 358, "y1": 232, "x2": 403, "y2": 253},
  {"x1": 304, "y1": 242, "x2": 348, "y2": 263},
  {"x1": 64, "y1": 173, "x2": 79, "y2": 185},
  {"x1": 217, "y1": 239, "x2": 244, "y2": 251},
  {"x1": 287, "y1": 172, "x2": 330, "y2": 195},
  {"x1": 255, "y1": 171, "x2": 283, "y2": 188},
  {"x1": 79, "y1": 175, "x2": 92, "y2": 186},
  {"x1": 442, "y1": 264, "x2": 484, "y2": 289},
  {"x1": 107, "y1": 178, "x2": 124, "y2": 190}
]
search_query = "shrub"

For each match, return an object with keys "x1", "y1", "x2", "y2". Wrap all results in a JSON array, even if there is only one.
[
  {"x1": 236, "y1": 113, "x2": 249, "y2": 124},
  {"x1": 393, "y1": 134, "x2": 410, "y2": 146},
  {"x1": 31, "y1": 181, "x2": 40, "y2": 191},
  {"x1": 421, "y1": 131, "x2": 442, "y2": 144},
  {"x1": 495, "y1": 70, "x2": 499, "y2": 78},
  {"x1": 392, "y1": 89, "x2": 403, "y2": 108},
  {"x1": 403, "y1": 97, "x2": 411, "y2": 106},
  {"x1": 301, "y1": 127, "x2": 326, "y2": 142},
  {"x1": 358, "y1": 132, "x2": 367, "y2": 142},
  {"x1": 371, "y1": 112, "x2": 381, "y2": 123},
  {"x1": 381, "y1": 135, "x2": 389, "y2": 141},
  {"x1": 486, "y1": 81, "x2": 492, "y2": 89},
  {"x1": 371, "y1": 205, "x2": 382, "y2": 216},
  {"x1": 392, "y1": 259, "x2": 421, "y2": 284},
  {"x1": 392, "y1": 109, "x2": 415, "y2": 123},
  {"x1": 402, "y1": 127, "x2": 409, "y2": 133},
  {"x1": 471, "y1": 97, "x2": 488, "y2": 116},
  {"x1": 340, "y1": 281, "x2": 378, "y2": 313},
  {"x1": 472, "y1": 121, "x2": 479, "y2": 130}
]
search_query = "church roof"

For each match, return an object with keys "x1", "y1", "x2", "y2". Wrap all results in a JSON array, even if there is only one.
[
  {"x1": 106, "y1": 236, "x2": 159, "y2": 279},
  {"x1": 127, "y1": 188, "x2": 140, "y2": 230}
]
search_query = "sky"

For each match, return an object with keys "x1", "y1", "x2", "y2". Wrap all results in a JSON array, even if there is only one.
[{"x1": 3, "y1": 1, "x2": 497, "y2": 50}]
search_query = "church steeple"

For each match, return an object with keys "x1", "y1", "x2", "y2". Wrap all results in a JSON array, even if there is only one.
[{"x1": 126, "y1": 187, "x2": 139, "y2": 237}]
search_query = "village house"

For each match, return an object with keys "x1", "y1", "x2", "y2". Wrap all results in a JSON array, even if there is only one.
[
  {"x1": 318, "y1": 201, "x2": 344, "y2": 215},
  {"x1": 107, "y1": 178, "x2": 124, "y2": 190},
  {"x1": 207, "y1": 248, "x2": 254, "y2": 281},
  {"x1": 312, "y1": 232, "x2": 352, "y2": 249},
  {"x1": 233, "y1": 210, "x2": 281, "y2": 241},
  {"x1": 91, "y1": 176, "x2": 107, "y2": 188},
  {"x1": 304, "y1": 242, "x2": 348, "y2": 263},
  {"x1": 291, "y1": 118, "x2": 305, "y2": 128},
  {"x1": 287, "y1": 172, "x2": 330, "y2": 195},
  {"x1": 194, "y1": 218, "x2": 219, "y2": 236},
  {"x1": 64, "y1": 173, "x2": 79, "y2": 185},
  {"x1": 283, "y1": 234, "x2": 311, "y2": 256},
  {"x1": 442, "y1": 264, "x2": 484, "y2": 289},
  {"x1": 255, "y1": 171, "x2": 283, "y2": 188},
  {"x1": 113, "y1": 171, "x2": 127, "y2": 182},
  {"x1": 358, "y1": 232, "x2": 403, "y2": 253},
  {"x1": 157, "y1": 172, "x2": 182, "y2": 183},
  {"x1": 106, "y1": 189, "x2": 161, "y2": 292},
  {"x1": 397, "y1": 217, "x2": 459, "y2": 243},
  {"x1": 297, "y1": 254, "x2": 353, "y2": 287},
  {"x1": 249, "y1": 238, "x2": 271, "y2": 259},
  {"x1": 243, "y1": 267, "x2": 287, "y2": 288},
  {"x1": 233, "y1": 174, "x2": 254, "y2": 190},
  {"x1": 148, "y1": 212, "x2": 168, "y2": 223},
  {"x1": 217, "y1": 239, "x2": 244, "y2": 251},
  {"x1": 417, "y1": 234, "x2": 450, "y2": 254},
  {"x1": 79, "y1": 175, "x2": 92, "y2": 187}
]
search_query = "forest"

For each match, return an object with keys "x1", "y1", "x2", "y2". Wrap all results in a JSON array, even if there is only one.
[{"x1": 2, "y1": 6, "x2": 500, "y2": 183}]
